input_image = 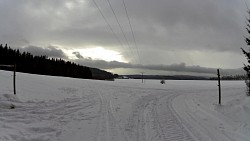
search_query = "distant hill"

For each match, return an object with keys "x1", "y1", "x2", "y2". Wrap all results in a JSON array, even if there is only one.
[
  {"x1": 90, "y1": 68, "x2": 114, "y2": 80},
  {"x1": 119, "y1": 74, "x2": 209, "y2": 80}
]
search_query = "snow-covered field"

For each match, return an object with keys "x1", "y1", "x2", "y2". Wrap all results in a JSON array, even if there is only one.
[{"x1": 0, "y1": 70, "x2": 249, "y2": 141}]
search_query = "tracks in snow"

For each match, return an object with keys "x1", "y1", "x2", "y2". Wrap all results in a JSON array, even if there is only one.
[
  {"x1": 2, "y1": 83, "x2": 196, "y2": 141},
  {"x1": 94, "y1": 84, "x2": 196, "y2": 141},
  {"x1": 0, "y1": 93, "x2": 99, "y2": 141},
  {"x1": 95, "y1": 87, "x2": 127, "y2": 141},
  {"x1": 124, "y1": 90, "x2": 196, "y2": 141}
]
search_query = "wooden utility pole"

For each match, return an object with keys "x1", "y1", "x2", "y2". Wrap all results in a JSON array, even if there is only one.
[
  {"x1": 13, "y1": 64, "x2": 16, "y2": 95},
  {"x1": 217, "y1": 69, "x2": 221, "y2": 105},
  {"x1": 141, "y1": 72, "x2": 144, "y2": 83}
]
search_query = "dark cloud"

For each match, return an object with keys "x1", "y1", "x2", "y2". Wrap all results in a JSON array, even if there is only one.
[
  {"x1": 0, "y1": 0, "x2": 247, "y2": 72},
  {"x1": 100, "y1": 0, "x2": 245, "y2": 52},
  {"x1": 72, "y1": 51, "x2": 83, "y2": 59},
  {"x1": 75, "y1": 58, "x2": 244, "y2": 75},
  {"x1": 21, "y1": 45, "x2": 67, "y2": 59}
]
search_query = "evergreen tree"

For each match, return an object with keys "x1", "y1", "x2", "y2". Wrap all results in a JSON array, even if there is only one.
[
  {"x1": 241, "y1": 10, "x2": 250, "y2": 96},
  {"x1": 0, "y1": 44, "x2": 115, "y2": 80},
  {"x1": 0, "y1": 44, "x2": 94, "y2": 79}
]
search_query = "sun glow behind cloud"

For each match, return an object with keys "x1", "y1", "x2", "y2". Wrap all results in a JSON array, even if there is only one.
[{"x1": 67, "y1": 47, "x2": 127, "y2": 62}]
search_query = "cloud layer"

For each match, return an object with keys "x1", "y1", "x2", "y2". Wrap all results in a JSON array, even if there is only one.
[
  {"x1": 74, "y1": 58, "x2": 244, "y2": 75},
  {"x1": 16, "y1": 45, "x2": 245, "y2": 75},
  {"x1": 0, "y1": 0, "x2": 248, "y2": 74},
  {"x1": 20, "y1": 45, "x2": 67, "y2": 59}
]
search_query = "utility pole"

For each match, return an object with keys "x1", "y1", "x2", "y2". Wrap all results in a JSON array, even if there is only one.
[
  {"x1": 217, "y1": 69, "x2": 221, "y2": 105},
  {"x1": 0, "y1": 64, "x2": 16, "y2": 95},
  {"x1": 13, "y1": 64, "x2": 16, "y2": 95},
  {"x1": 141, "y1": 72, "x2": 144, "y2": 83}
]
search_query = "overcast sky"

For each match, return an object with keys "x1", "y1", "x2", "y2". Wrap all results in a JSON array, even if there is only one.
[{"x1": 0, "y1": 0, "x2": 248, "y2": 75}]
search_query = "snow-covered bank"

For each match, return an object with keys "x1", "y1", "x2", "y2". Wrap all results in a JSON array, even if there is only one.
[
  {"x1": 0, "y1": 70, "x2": 249, "y2": 141},
  {"x1": 172, "y1": 81, "x2": 250, "y2": 141}
]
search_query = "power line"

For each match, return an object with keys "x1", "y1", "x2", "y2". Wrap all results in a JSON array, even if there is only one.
[
  {"x1": 122, "y1": 0, "x2": 141, "y2": 64},
  {"x1": 90, "y1": 0, "x2": 137, "y2": 63},
  {"x1": 90, "y1": 0, "x2": 124, "y2": 49},
  {"x1": 105, "y1": 0, "x2": 137, "y2": 63},
  {"x1": 244, "y1": 0, "x2": 249, "y2": 10}
]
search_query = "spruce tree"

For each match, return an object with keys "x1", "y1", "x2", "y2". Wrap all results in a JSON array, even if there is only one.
[{"x1": 241, "y1": 10, "x2": 250, "y2": 96}]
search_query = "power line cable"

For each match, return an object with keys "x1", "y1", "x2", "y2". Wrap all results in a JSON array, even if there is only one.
[
  {"x1": 90, "y1": 0, "x2": 136, "y2": 63},
  {"x1": 244, "y1": 0, "x2": 249, "y2": 10},
  {"x1": 105, "y1": 0, "x2": 137, "y2": 62},
  {"x1": 90, "y1": 0, "x2": 124, "y2": 50},
  {"x1": 122, "y1": 0, "x2": 141, "y2": 64}
]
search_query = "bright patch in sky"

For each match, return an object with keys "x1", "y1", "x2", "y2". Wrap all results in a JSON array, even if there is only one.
[
  {"x1": 68, "y1": 47, "x2": 126, "y2": 62},
  {"x1": 64, "y1": 2, "x2": 74, "y2": 9}
]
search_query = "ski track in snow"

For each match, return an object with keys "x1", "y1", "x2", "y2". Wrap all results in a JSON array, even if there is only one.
[
  {"x1": 83, "y1": 82, "x2": 197, "y2": 141},
  {"x1": 124, "y1": 89, "x2": 195, "y2": 141},
  {"x1": 95, "y1": 86, "x2": 126, "y2": 141}
]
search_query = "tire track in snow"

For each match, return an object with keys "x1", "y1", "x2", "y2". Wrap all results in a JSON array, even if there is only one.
[
  {"x1": 95, "y1": 86, "x2": 127, "y2": 141},
  {"x1": 125, "y1": 90, "x2": 196, "y2": 141},
  {"x1": 125, "y1": 94, "x2": 160, "y2": 141},
  {"x1": 159, "y1": 94, "x2": 196, "y2": 141}
]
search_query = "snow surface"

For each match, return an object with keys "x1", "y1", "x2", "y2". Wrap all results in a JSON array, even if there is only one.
[{"x1": 0, "y1": 70, "x2": 250, "y2": 141}]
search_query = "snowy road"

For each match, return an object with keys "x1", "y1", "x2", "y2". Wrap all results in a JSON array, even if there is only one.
[{"x1": 1, "y1": 70, "x2": 249, "y2": 141}]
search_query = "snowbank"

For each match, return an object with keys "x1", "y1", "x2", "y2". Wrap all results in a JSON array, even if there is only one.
[{"x1": 172, "y1": 81, "x2": 250, "y2": 141}]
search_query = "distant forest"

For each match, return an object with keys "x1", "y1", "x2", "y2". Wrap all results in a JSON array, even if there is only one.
[
  {"x1": 0, "y1": 44, "x2": 114, "y2": 80},
  {"x1": 209, "y1": 75, "x2": 246, "y2": 80}
]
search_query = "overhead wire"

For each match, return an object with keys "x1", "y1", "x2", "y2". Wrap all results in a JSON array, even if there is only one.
[
  {"x1": 244, "y1": 0, "x2": 249, "y2": 10},
  {"x1": 122, "y1": 0, "x2": 141, "y2": 64},
  {"x1": 90, "y1": 0, "x2": 125, "y2": 51},
  {"x1": 90, "y1": 0, "x2": 137, "y2": 63},
  {"x1": 105, "y1": 0, "x2": 138, "y2": 63}
]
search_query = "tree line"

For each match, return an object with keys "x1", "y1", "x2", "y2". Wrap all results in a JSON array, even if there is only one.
[
  {"x1": 209, "y1": 75, "x2": 246, "y2": 80},
  {"x1": 0, "y1": 44, "x2": 93, "y2": 79}
]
